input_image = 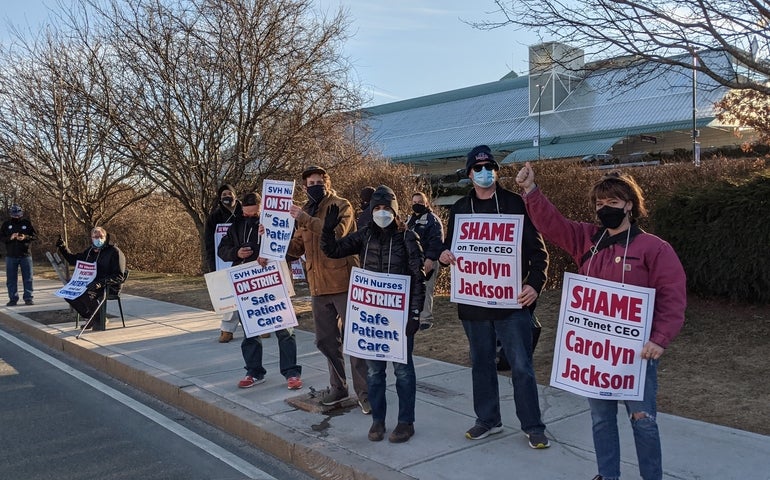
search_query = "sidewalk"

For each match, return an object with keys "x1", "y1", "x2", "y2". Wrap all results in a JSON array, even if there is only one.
[{"x1": 1, "y1": 275, "x2": 768, "y2": 480}]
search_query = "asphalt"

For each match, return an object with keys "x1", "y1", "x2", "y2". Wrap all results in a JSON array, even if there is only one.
[{"x1": 1, "y1": 274, "x2": 768, "y2": 480}]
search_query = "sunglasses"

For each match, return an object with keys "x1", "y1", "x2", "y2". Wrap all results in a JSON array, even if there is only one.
[{"x1": 472, "y1": 163, "x2": 497, "y2": 172}]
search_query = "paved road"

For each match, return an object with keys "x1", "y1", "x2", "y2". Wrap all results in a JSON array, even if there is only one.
[{"x1": 0, "y1": 326, "x2": 314, "y2": 480}]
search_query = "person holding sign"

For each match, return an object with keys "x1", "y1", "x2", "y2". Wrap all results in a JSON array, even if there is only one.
[
  {"x1": 407, "y1": 191, "x2": 445, "y2": 331},
  {"x1": 57, "y1": 227, "x2": 126, "y2": 331},
  {"x1": 516, "y1": 164, "x2": 686, "y2": 480},
  {"x1": 438, "y1": 145, "x2": 550, "y2": 449},
  {"x1": 287, "y1": 166, "x2": 369, "y2": 413},
  {"x1": 321, "y1": 185, "x2": 426, "y2": 444},
  {"x1": 219, "y1": 192, "x2": 302, "y2": 391},
  {"x1": 204, "y1": 184, "x2": 243, "y2": 343}
]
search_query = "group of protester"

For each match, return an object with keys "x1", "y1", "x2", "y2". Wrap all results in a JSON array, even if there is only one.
[{"x1": 3, "y1": 142, "x2": 686, "y2": 479}]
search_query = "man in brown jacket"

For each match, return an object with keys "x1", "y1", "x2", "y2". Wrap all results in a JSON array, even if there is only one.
[{"x1": 288, "y1": 166, "x2": 369, "y2": 413}]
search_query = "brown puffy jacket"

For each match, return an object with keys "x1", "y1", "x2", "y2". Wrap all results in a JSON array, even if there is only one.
[{"x1": 287, "y1": 192, "x2": 359, "y2": 296}]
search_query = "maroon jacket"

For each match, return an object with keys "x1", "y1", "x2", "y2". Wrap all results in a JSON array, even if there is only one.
[{"x1": 523, "y1": 187, "x2": 686, "y2": 348}]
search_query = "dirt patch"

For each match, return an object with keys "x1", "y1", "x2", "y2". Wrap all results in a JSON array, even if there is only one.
[{"x1": 36, "y1": 270, "x2": 770, "y2": 435}]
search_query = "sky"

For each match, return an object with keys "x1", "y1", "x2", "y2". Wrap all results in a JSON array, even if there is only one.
[{"x1": 1, "y1": 0, "x2": 541, "y2": 106}]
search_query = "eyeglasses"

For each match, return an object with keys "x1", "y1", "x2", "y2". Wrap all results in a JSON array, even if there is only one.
[{"x1": 472, "y1": 163, "x2": 497, "y2": 172}]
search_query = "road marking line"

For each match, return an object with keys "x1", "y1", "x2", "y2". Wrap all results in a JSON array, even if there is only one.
[{"x1": 0, "y1": 330, "x2": 277, "y2": 480}]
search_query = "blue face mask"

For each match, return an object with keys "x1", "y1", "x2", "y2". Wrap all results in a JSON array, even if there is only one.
[
  {"x1": 92, "y1": 238, "x2": 105, "y2": 248},
  {"x1": 473, "y1": 169, "x2": 495, "y2": 188}
]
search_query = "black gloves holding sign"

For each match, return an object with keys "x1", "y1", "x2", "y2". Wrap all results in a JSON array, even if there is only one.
[
  {"x1": 406, "y1": 310, "x2": 421, "y2": 336},
  {"x1": 320, "y1": 204, "x2": 341, "y2": 258}
]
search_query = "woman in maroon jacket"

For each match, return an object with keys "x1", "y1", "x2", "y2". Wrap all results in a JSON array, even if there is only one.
[{"x1": 516, "y1": 162, "x2": 686, "y2": 480}]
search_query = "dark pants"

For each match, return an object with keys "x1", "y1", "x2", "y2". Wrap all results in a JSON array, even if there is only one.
[
  {"x1": 311, "y1": 293, "x2": 368, "y2": 399},
  {"x1": 241, "y1": 326, "x2": 301, "y2": 379}
]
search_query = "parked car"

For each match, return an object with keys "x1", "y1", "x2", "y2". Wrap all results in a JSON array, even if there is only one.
[{"x1": 581, "y1": 153, "x2": 616, "y2": 164}]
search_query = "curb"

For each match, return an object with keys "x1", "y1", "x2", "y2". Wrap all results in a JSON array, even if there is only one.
[{"x1": 0, "y1": 310, "x2": 412, "y2": 480}]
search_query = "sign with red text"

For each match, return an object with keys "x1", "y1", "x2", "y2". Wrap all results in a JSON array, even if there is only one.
[
  {"x1": 344, "y1": 267, "x2": 410, "y2": 364},
  {"x1": 259, "y1": 179, "x2": 296, "y2": 260},
  {"x1": 54, "y1": 261, "x2": 97, "y2": 300},
  {"x1": 550, "y1": 273, "x2": 655, "y2": 400},
  {"x1": 214, "y1": 223, "x2": 233, "y2": 271},
  {"x1": 449, "y1": 214, "x2": 523, "y2": 309},
  {"x1": 228, "y1": 261, "x2": 298, "y2": 338}
]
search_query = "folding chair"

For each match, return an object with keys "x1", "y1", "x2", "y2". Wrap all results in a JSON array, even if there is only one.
[{"x1": 75, "y1": 269, "x2": 129, "y2": 328}]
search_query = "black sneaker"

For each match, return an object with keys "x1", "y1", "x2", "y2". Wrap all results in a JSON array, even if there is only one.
[
  {"x1": 527, "y1": 431, "x2": 551, "y2": 449},
  {"x1": 419, "y1": 321, "x2": 433, "y2": 331},
  {"x1": 465, "y1": 423, "x2": 503, "y2": 440},
  {"x1": 24, "y1": 299, "x2": 34, "y2": 305},
  {"x1": 321, "y1": 388, "x2": 350, "y2": 406},
  {"x1": 6, "y1": 300, "x2": 17, "y2": 306}
]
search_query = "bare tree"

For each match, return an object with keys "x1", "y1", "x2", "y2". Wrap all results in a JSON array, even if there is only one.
[
  {"x1": 66, "y1": 0, "x2": 365, "y2": 271},
  {"x1": 480, "y1": 0, "x2": 770, "y2": 94},
  {"x1": 0, "y1": 28, "x2": 153, "y2": 243}
]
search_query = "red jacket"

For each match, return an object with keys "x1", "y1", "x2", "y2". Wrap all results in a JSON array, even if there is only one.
[{"x1": 523, "y1": 187, "x2": 686, "y2": 348}]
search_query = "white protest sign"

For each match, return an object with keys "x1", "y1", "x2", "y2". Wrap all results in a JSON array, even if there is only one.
[
  {"x1": 229, "y1": 261, "x2": 298, "y2": 337},
  {"x1": 550, "y1": 273, "x2": 655, "y2": 400},
  {"x1": 206, "y1": 260, "x2": 295, "y2": 315},
  {"x1": 449, "y1": 213, "x2": 523, "y2": 308},
  {"x1": 54, "y1": 261, "x2": 97, "y2": 300},
  {"x1": 344, "y1": 267, "x2": 410, "y2": 364},
  {"x1": 214, "y1": 223, "x2": 233, "y2": 271},
  {"x1": 204, "y1": 268, "x2": 237, "y2": 314},
  {"x1": 290, "y1": 258, "x2": 306, "y2": 280},
  {"x1": 259, "y1": 179, "x2": 295, "y2": 260}
]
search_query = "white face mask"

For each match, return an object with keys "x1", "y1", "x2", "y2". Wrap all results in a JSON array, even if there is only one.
[{"x1": 372, "y1": 209, "x2": 394, "y2": 228}]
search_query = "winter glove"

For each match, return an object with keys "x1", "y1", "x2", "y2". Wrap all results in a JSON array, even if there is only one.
[
  {"x1": 405, "y1": 314, "x2": 420, "y2": 336},
  {"x1": 323, "y1": 204, "x2": 341, "y2": 234},
  {"x1": 87, "y1": 280, "x2": 105, "y2": 292}
]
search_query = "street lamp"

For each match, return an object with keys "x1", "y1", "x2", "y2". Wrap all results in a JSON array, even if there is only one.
[
  {"x1": 536, "y1": 84, "x2": 543, "y2": 160},
  {"x1": 692, "y1": 51, "x2": 700, "y2": 166}
]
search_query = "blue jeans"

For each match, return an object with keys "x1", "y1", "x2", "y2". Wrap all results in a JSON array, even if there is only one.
[
  {"x1": 6, "y1": 256, "x2": 33, "y2": 302},
  {"x1": 462, "y1": 310, "x2": 545, "y2": 434},
  {"x1": 367, "y1": 335, "x2": 415, "y2": 424},
  {"x1": 240, "y1": 325, "x2": 301, "y2": 379},
  {"x1": 588, "y1": 359, "x2": 661, "y2": 480}
]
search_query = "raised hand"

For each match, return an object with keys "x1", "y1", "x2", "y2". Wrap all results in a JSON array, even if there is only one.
[{"x1": 323, "y1": 204, "x2": 341, "y2": 233}]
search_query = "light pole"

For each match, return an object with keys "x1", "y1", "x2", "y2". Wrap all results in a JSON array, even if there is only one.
[
  {"x1": 536, "y1": 84, "x2": 543, "y2": 160},
  {"x1": 692, "y1": 51, "x2": 700, "y2": 166}
]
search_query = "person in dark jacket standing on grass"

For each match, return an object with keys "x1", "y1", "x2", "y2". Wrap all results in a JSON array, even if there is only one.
[
  {"x1": 57, "y1": 227, "x2": 126, "y2": 330},
  {"x1": 2, "y1": 204, "x2": 37, "y2": 306},
  {"x1": 218, "y1": 192, "x2": 302, "y2": 391},
  {"x1": 205, "y1": 184, "x2": 243, "y2": 343},
  {"x1": 321, "y1": 185, "x2": 426, "y2": 444},
  {"x1": 516, "y1": 162, "x2": 686, "y2": 480},
  {"x1": 438, "y1": 145, "x2": 551, "y2": 449},
  {"x1": 407, "y1": 191, "x2": 444, "y2": 330}
]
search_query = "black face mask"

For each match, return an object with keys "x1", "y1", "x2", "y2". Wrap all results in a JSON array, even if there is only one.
[
  {"x1": 221, "y1": 197, "x2": 233, "y2": 207},
  {"x1": 412, "y1": 204, "x2": 428, "y2": 215},
  {"x1": 306, "y1": 185, "x2": 327, "y2": 204},
  {"x1": 596, "y1": 205, "x2": 627, "y2": 229}
]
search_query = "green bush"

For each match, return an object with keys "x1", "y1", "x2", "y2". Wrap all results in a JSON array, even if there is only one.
[{"x1": 653, "y1": 173, "x2": 770, "y2": 303}]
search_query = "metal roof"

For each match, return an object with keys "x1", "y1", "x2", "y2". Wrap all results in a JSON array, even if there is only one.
[{"x1": 360, "y1": 50, "x2": 736, "y2": 163}]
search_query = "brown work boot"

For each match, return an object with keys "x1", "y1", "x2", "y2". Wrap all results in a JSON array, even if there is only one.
[
  {"x1": 388, "y1": 422, "x2": 414, "y2": 443},
  {"x1": 368, "y1": 421, "x2": 386, "y2": 442},
  {"x1": 218, "y1": 331, "x2": 233, "y2": 343}
]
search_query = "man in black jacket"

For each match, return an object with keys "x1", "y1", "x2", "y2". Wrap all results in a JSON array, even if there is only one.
[
  {"x1": 438, "y1": 145, "x2": 551, "y2": 449},
  {"x1": 218, "y1": 192, "x2": 302, "y2": 391},
  {"x1": 1, "y1": 204, "x2": 37, "y2": 306},
  {"x1": 407, "y1": 191, "x2": 444, "y2": 330}
]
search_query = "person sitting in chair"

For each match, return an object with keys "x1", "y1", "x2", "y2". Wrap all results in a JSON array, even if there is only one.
[{"x1": 57, "y1": 227, "x2": 126, "y2": 331}]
